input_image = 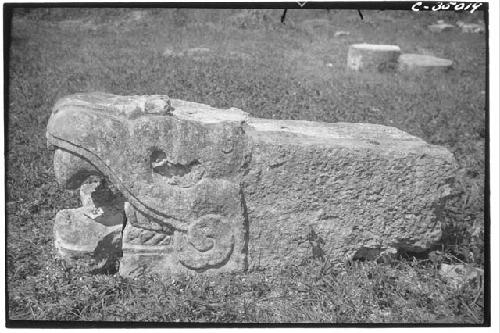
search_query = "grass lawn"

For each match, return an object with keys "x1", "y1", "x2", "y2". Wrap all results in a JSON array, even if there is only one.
[{"x1": 5, "y1": 8, "x2": 487, "y2": 324}]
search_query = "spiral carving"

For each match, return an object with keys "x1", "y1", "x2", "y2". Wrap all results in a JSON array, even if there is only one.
[{"x1": 176, "y1": 214, "x2": 235, "y2": 271}]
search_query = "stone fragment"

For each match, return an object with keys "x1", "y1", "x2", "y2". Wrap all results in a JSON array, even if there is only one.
[
  {"x1": 80, "y1": 182, "x2": 100, "y2": 207},
  {"x1": 428, "y1": 23, "x2": 455, "y2": 32},
  {"x1": 440, "y1": 263, "x2": 484, "y2": 289},
  {"x1": 334, "y1": 30, "x2": 350, "y2": 37},
  {"x1": 347, "y1": 44, "x2": 401, "y2": 71},
  {"x1": 227, "y1": 51, "x2": 252, "y2": 60},
  {"x1": 163, "y1": 47, "x2": 176, "y2": 57},
  {"x1": 398, "y1": 53, "x2": 453, "y2": 72},
  {"x1": 456, "y1": 21, "x2": 485, "y2": 33},
  {"x1": 183, "y1": 47, "x2": 212, "y2": 59},
  {"x1": 53, "y1": 177, "x2": 125, "y2": 271},
  {"x1": 130, "y1": 10, "x2": 146, "y2": 21},
  {"x1": 47, "y1": 93, "x2": 458, "y2": 277},
  {"x1": 54, "y1": 207, "x2": 122, "y2": 259}
]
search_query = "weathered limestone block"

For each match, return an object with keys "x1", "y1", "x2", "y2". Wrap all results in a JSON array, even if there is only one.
[
  {"x1": 242, "y1": 120, "x2": 454, "y2": 268},
  {"x1": 47, "y1": 93, "x2": 457, "y2": 277},
  {"x1": 398, "y1": 54, "x2": 453, "y2": 72},
  {"x1": 347, "y1": 44, "x2": 401, "y2": 71}
]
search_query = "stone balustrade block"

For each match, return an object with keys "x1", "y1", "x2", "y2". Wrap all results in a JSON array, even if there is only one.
[{"x1": 46, "y1": 93, "x2": 457, "y2": 277}]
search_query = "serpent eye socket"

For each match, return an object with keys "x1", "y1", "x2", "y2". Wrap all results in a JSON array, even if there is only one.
[
  {"x1": 150, "y1": 149, "x2": 168, "y2": 171},
  {"x1": 149, "y1": 148, "x2": 200, "y2": 178}
]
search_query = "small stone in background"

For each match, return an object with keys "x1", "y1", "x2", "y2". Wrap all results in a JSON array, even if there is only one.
[
  {"x1": 440, "y1": 263, "x2": 484, "y2": 289},
  {"x1": 181, "y1": 47, "x2": 213, "y2": 61},
  {"x1": 163, "y1": 47, "x2": 176, "y2": 57},
  {"x1": 184, "y1": 47, "x2": 211, "y2": 57},
  {"x1": 456, "y1": 21, "x2": 485, "y2": 33},
  {"x1": 334, "y1": 30, "x2": 350, "y2": 37},
  {"x1": 130, "y1": 10, "x2": 146, "y2": 21},
  {"x1": 80, "y1": 181, "x2": 100, "y2": 207},
  {"x1": 428, "y1": 23, "x2": 455, "y2": 32},
  {"x1": 226, "y1": 50, "x2": 252, "y2": 60},
  {"x1": 347, "y1": 43, "x2": 401, "y2": 71}
]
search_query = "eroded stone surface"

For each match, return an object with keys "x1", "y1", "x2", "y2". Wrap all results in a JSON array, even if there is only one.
[
  {"x1": 53, "y1": 179, "x2": 124, "y2": 272},
  {"x1": 47, "y1": 93, "x2": 457, "y2": 277},
  {"x1": 347, "y1": 44, "x2": 401, "y2": 71},
  {"x1": 440, "y1": 264, "x2": 484, "y2": 289}
]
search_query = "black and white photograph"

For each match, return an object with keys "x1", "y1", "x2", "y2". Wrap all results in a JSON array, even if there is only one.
[{"x1": 2, "y1": 0, "x2": 498, "y2": 328}]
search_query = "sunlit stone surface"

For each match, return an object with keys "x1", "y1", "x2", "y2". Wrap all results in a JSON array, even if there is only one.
[{"x1": 47, "y1": 93, "x2": 457, "y2": 277}]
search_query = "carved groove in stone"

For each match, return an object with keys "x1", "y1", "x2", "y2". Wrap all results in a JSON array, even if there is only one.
[
  {"x1": 49, "y1": 142, "x2": 190, "y2": 231},
  {"x1": 176, "y1": 215, "x2": 235, "y2": 271},
  {"x1": 124, "y1": 227, "x2": 173, "y2": 246},
  {"x1": 124, "y1": 201, "x2": 175, "y2": 234}
]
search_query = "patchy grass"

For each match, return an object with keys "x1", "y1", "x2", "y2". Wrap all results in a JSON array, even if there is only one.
[
  {"x1": 6, "y1": 8, "x2": 486, "y2": 324},
  {"x1": 8, "y1": 254, "x2": 484, "y2": 323}
]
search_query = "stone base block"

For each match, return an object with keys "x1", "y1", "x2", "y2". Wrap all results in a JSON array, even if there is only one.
[{"x1": 347, "y1": 44, "x2": 401, "y2": 71}]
